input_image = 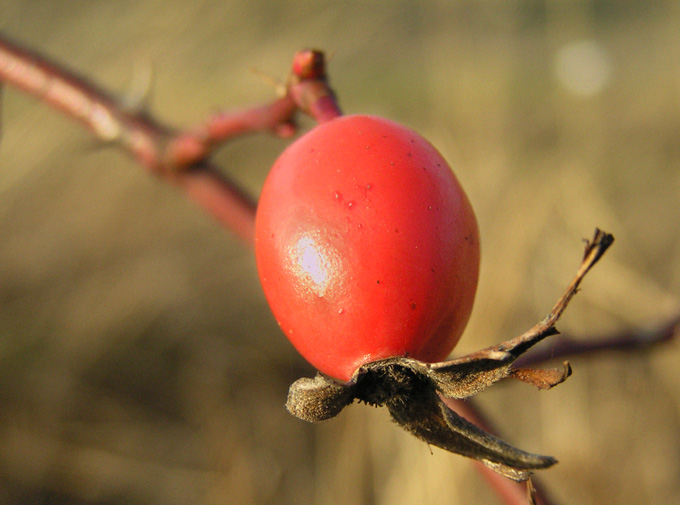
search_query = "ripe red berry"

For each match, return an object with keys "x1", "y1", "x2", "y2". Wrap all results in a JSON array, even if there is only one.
[{"x1": 255, "y1": 115, "x2": 480, "y2": 381}]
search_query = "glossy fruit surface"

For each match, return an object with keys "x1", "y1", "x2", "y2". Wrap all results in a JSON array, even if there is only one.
[{"x1": 255, "y1": 115, "x2": 480, "y2": 381}]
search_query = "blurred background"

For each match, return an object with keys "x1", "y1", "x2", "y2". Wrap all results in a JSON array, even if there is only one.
[{"x1": 1, "y1": 1, "x2": 679, "y2": 504}]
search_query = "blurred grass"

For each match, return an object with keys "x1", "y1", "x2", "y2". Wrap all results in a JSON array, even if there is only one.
[{"x1": 1, "y1": 1, "x2": 679, "y2": 504}]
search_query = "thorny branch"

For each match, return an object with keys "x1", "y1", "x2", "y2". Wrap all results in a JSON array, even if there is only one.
[
  {"x1": 0, "y1": 35, "x2": 676, "y2": 505},
  {"x1": 0, "y1": 37, "x2": 340, "y2": 244}
]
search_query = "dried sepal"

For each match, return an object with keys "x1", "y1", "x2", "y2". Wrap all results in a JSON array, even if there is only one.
[
  {"x1": 509, "y1": 362, "x2": 572, "y2": 390},
  {"x1": 286, "y1": 374, "x2": 353, "y2": 422},
  {"x1": 285, "y1": 229, "x2": 614, "y2": 480},
  {"x1": 356, "y1": 359, "x2": 558, "y2": 480}
]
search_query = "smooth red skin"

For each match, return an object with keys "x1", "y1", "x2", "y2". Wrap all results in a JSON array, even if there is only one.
[{"x1": 255, "y1": 115, "x2": 480, "y2": 382}]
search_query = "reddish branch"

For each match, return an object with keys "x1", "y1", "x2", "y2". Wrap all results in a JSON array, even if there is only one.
[
  {"x1": 0, "y1": 38, "x2": 339, "y2": 243},
  {"x1": 1, "y1": 34, "x2": 676, "y2": 505}
]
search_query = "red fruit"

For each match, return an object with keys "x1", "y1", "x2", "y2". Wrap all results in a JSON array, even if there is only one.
[{"x1": 255, "y1": 115, "x2": 480, "y2": 382}]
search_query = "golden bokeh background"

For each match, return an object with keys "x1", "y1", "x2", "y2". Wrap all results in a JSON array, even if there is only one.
[{"x1": 1, "y1": 1, "x2": 679, "y2": 504}]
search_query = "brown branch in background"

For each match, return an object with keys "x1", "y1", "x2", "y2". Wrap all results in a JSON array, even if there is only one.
[{"x1": 516, "y1": 314, "x2": 680, "y2": 368}]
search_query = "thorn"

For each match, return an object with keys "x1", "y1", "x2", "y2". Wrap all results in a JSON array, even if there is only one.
[
  {"x1": 249, "y1": 67, "x2": 286, "y2": 97},
  {"x1": 120, "y1": 55, "x2": 154, "y2": 112}
]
